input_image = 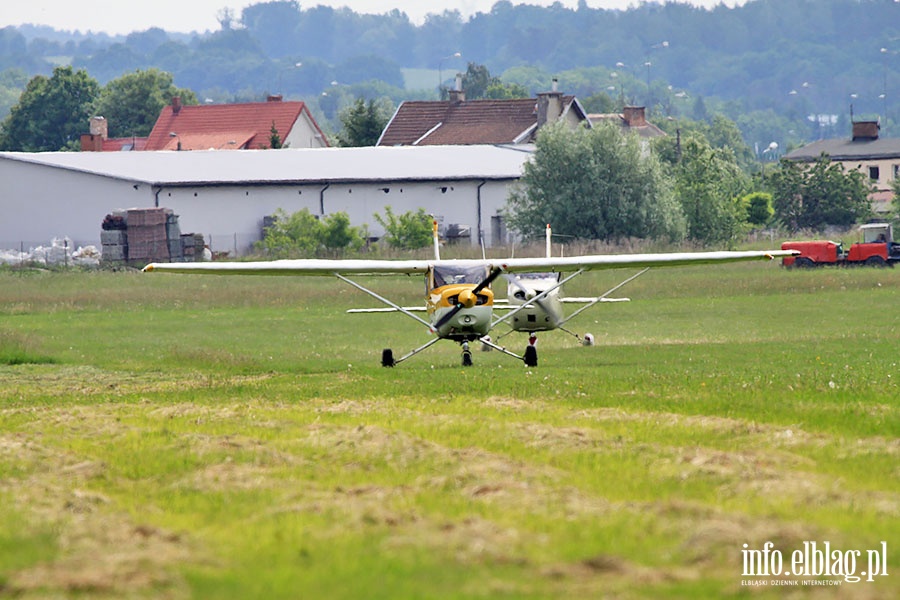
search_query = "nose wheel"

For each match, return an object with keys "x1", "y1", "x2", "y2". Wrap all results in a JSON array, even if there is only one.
[
  {"x1": 461, "y1": 341, "x2": 473, "y2": 367},
  {"x1": 524, "y1": 333, "x2": 538, "y2": 367}
]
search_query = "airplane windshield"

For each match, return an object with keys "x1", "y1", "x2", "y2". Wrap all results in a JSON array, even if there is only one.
[{"x1": 432, "y1": 265, "x2": 489, "y2": 288}]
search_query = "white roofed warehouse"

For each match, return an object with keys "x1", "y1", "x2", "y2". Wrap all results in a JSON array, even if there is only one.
[{"x1": 0, "y1": 145, "x2": 531, "y2": 257}]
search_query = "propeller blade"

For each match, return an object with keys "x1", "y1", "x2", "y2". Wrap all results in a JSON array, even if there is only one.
[{"x1": 472, "y1": 265, "x2": 506, "y2": 294}]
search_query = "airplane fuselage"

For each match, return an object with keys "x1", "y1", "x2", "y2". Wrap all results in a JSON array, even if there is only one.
[
  {"x1": 427, "y1": 283, "x2": 494, "y2": 340},
  {"x1": 505, "y1": 275, "x2": 564, "y2": 333}
]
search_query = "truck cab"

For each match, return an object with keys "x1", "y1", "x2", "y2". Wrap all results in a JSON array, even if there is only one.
[{"x1": 847, "y1": 223, "x2": 898, "y2": 265}]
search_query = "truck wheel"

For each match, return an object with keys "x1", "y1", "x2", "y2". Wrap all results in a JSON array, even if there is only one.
[
  {"x1": 864, "y1": 256, "x2": 887, "y2": 267},
  {"x1": 794, "y1": 257, "x2": 815, "y2": 268}
]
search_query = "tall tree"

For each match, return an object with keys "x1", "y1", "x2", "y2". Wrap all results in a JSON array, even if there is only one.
[
  {"x1": 659, "y1": 134, "x2": 751, "y2": 246},
  {"x1": 91, "y1": 69, "x2": 196, "y2": 138},
  {"x1": 507, "y1": 122, "x2": 685, "y2": 243},
  {"x1": 336, "y1": 97, "x2": 390, "y2": 147},
  {"x1": 0, "y1": 66, "x2": 100, "y2": 151},
  {"x1": 768, "y1": 156, "x2": 873, "y2": 232}
]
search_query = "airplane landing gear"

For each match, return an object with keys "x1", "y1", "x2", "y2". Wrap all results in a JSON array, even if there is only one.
[
  {"x1": 524, "y1": 333, "x2": 538, "y2": 367},
  {"x1": 382, "y1": 348, "x2": 395, "y2": 367},
  {"x1": 461, "y1": 341, "x2": 473, "y2": 367}
]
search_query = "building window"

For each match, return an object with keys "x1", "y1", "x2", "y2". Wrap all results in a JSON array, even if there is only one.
[
  {"x1": 868, "y1": 165, "x2": 880, "y2": 181},
  {"x1": 893, "y1": 164, "x2": 899, "y2": 180}
]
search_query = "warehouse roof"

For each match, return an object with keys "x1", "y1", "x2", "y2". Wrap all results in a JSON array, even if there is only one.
[{"x1": 0, "y1": 144, "x2": 533, "y2": 187}]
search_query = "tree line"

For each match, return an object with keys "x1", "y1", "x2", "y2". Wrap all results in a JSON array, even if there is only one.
[
  {"x1": 0, "y1": 63, "x2": 884, "y2": 248},
  {"x1": 1, "y1": 0, "x2": 898, "y2": 151}
]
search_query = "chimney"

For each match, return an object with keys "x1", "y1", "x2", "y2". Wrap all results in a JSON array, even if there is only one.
[
  {"x1": 852, "y1": 120, "x2": 879, "y2": 141},
  {"x1": 448, "y1": 73, "x2": 465, "y2": 104},
  {"x1": 267, "y1": 94, "x2": 283, "y2": 102},
  {"x1": 536, "y1": 78, "x2": 563, "y2": 129},
  {"x1": 622, "y1": 106, "x2": 647, "y2": 127},
  {"x1": 89, "y1": 116, "x2": 108, "y2": 138},
  {"x1": 80, "y1": 116, "x2": 107, "y2": 151},
  {"x1": 171, "y1": 96, "x2": 182, "y2": 114}
]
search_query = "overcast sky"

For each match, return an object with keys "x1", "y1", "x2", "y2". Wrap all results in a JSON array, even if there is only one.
[{"x1": 2, "y1": 1, "x2": 745, "y2": 35}]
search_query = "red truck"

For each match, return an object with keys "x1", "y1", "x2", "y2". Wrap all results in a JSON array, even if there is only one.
[{"x1": 782, "y1": 223, "x2": 900, "y2": 268}]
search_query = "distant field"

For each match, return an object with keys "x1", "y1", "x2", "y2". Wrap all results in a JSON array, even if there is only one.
[
  {"x1": 0, "y1": 263, "x2": 897, "y2": 599},
  {"x1": 402, "y1": 68, "x2": 441, "y2": 90}
]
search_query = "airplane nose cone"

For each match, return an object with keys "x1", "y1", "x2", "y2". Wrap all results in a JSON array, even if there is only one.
[{"x1": 458, "y1": 289, "x2": 477, "y2": 308}]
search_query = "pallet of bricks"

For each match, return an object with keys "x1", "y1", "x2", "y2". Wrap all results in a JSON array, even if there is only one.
[
  {"x1": 100, "y1": 208, "x2": 192, "y2": 267},
  {"x1": 127, "y1": 208, "x2": 174, "y2": 266}
]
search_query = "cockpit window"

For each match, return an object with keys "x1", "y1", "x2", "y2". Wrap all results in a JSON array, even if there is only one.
[{"x1": 432, "y1": 265, "x2": 489, "y2": 288}]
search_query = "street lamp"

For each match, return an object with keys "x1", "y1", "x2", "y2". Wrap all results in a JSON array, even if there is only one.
[
  {"x1": 438, "y1": 52, "x2": 461, "y2": 95},
  {"x1": 277, "y1": 62, "x2": 303, "y2": 95}
]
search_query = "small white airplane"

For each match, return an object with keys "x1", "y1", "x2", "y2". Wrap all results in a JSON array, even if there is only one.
[
  {"x1": 491, "y1": 225, "x2": 647, "y2": 346},
  {"x1": 143, "y1": 222, "x2": 796, "y2": 367}
]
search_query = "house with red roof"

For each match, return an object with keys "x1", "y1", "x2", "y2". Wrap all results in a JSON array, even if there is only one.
[
  {"x1": 81, "y1": 96, "x2": 328, "y2": 152},
  {"x1": 143, "y1": 96, "x2": 328, "y2": 151},
  {"x1": 80, "y1": 117, "x2": 148, "y2": 152},
  {"x1": 377, "y1": 78, "x2": 589, "y2": 147},
  {"x1": 588, "y1": 106, "x2": 666, "y2": 139}
]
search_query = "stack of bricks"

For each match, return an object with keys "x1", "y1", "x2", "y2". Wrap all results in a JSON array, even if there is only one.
[
  {"x1": 180, "y1": 233, "x2": 206, "y2": 261},
  {"x1": 127, "y1": 208, "x2": 171, "y2": 263},
  {"x1": 100, "y1": 207, "x2": 201, "y2": 267}
]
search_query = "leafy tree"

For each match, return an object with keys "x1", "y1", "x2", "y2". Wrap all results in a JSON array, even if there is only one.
[
  {"x1": 91, "y1": 68, "x2": 196, "y2": 138},
  {"x1": 0, "y1": 66, "x2": 100, "y2": 151},
  {"x1": 321, "y1": 212, "x2": 364, "y2": 252},
  {"x1": 483, "y1": 80, "x2": 529, "y2": 100},
  {"x1": 0, "y1": 68, "x2": 28, "y2": 120},
  {"x1": 767, "y1": 156, "x2": 873, "y2": 232},
  {"x1": 374, "y1": 206, "x2": 433, "y2": 249},
  {"x1": 256, "y1": 208, "x2": 362, "y2": 257},
  {"x1": 334, "y1": 54, "x2": 403, "y2": 88},
  {"x1": 664, "y1": 135, "x2": 751, "y2": 246},
  {"x1": 891, "y1": 177, "x2": 900, "y2": 224},
  {"x1": 507, "y1": 122, "x2": 685, "y2": 243},
  {"x1": 742, "y1": 192, "x2": 774, "y2": 227},
  {"x1": 268, "y1": 121, "x2": 283, "y2": 149},
  {"x1": 459, "y1": 62, "x2": 494, "y2": 100},
  {"x1": 336, "y1": 97, "x2": 390, "y2": 147}
]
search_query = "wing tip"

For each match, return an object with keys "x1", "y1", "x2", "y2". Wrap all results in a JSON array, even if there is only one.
[{"x1": 142, "y1": 264, "x2": 155, "y2": 272}]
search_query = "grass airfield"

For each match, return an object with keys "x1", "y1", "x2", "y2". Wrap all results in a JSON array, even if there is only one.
[{"x1": 0, "y1": 262, "x2": 897, "y2": 599}]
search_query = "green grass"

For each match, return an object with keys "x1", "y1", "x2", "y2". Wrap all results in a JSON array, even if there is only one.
[{"x1": 0, "y1": 263, "x2": 897, "y2": 598}]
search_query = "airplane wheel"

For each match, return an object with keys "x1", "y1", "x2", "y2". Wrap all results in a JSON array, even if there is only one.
[
  {"x1": 462, "y1": 350, "x2": 473, "y2": 367},
  {"x1": 582, "y1": 333, "x2": 595, "y2": 346},
  {"x1": 524, "y1": 345, "x2": 538, "y2": 367},
  {"x1": 381, "y1": 348, "x2": 395, "y2": 367}
]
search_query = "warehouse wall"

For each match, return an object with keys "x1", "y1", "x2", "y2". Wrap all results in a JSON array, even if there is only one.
[
  {"x1": 0, "y1": 159, "x2": 155, "y2": 249},
  {"x1": 2, "y1": 155, "x2": 518, "y2": 257}
]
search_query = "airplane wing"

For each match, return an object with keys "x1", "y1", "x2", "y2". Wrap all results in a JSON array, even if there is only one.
[
  {"x1": 347, "y1": 306, "x2": 427, "y2": 313},
  {"x1": 143, "y1": 250, "x2": 795, "y2": 276},
  {"x1": 493, "y1": 250, "x2": 796, "y2": 273},
  {"x1": 142, "y1": 258, "x2": 432, "y2": 275}
]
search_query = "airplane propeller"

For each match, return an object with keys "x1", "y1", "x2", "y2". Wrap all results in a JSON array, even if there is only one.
[
  {"x1": 432, "y1": 265, "x2": 506, "y2": 332},
  {"x1": 504, "y1": 273, "x2": 561, "y2": 328}
]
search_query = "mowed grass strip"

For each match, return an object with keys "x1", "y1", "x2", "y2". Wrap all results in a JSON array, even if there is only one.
[{"x1": 0, "y1": 264, "x2": 897, "y2": 599}]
